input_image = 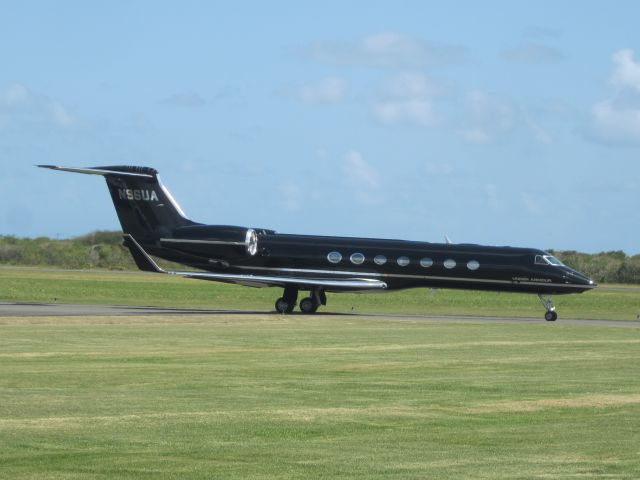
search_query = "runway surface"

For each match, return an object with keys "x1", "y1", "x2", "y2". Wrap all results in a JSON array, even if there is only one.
[{"x1": 1, "y1": 302, "x2": 638, "y2": 328}]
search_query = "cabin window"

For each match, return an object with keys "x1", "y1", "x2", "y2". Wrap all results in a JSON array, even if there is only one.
[
  {"x1": 374, "y1": 255, "x2": 387, "y2": 265},
  {"x1": 350, "y1": 252, "x2": 365, "y2": 265},
  {"x1": 397, "y1": 256, "x2": 410, "y2": 267},
  {"x1": 420, "y1": 257, "x2": 433, "y2": 268},
  {"x1": 545, "y1": 255, "x2": 564, "y2": 266},
  {"x1": 467, "y1": 260, "x2": 480, "y2": 271},
  {"x1": 349, "y1": 253, "x2": 364, "y2": 265},
  {"x1": 535, "y1": 255, "x2": 564, "y2": 266},
  {"x1": 327, "y1": 251, "x2": 342, "y2": 264},
  {"x1": 444, "y1": 259, "x2": 456, "y2": 269}
]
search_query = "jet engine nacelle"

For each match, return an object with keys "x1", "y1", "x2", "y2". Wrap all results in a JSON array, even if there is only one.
[{"x1": 165, "y1": 225, "x2": 258, "y2": 258}]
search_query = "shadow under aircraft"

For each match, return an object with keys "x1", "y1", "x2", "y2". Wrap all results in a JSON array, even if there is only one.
[{"x1": 39, "y1": 165, "x2": 596, "y2": 321}]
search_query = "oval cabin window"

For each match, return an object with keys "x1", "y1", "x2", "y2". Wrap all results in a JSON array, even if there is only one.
[
  {"x1": 444, "y1": 259, "x2": 456, "y2": 269},
  {"x1": 467, "y1": 260, "x2": 480, "y2": 271},
  {"x1": 374, "y1": 255, "x2": 387, "y2": 265},
  {"x1": 397, "y1": 256, "x2": 410, "y2": 267},
  {"x1": 350, "y1": 253, "x2": 365, "y2": 265},
  {"x1": 420, "y1": 257, "x2": 433, "y2": 268},
  {"x1": 327, "y1": 251, "x2": 342, "y2": 264}
]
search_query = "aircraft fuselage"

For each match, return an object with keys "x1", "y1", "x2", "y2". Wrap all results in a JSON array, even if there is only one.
[{"x1": 146, "y1": 226, "x2": 594, "y2": 295}]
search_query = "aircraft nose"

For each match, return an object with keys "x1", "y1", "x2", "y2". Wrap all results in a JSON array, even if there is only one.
[{"x1": 563, "y1": 269, "x2": 596, "y2": 287}]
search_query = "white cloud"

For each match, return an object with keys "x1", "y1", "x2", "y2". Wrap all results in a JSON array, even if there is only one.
[
  {"x1": 591, "y1": 100, "x2": 640, "y2": 144},
  {"x1": 371, "y1": 72, "x2": 443, "y2": 127},
  {"x1": 48, "y1": 102, "x2": 75, "y2": 128},
  {"x1": 0, "y1": 83, "x2": 76, "y2": 129},
  {"x1": 462, "y1": 128, "x2": 491, "y2": 144},
  {"x1": 610, "y1": 49, "x2": 640, "y2": 92},
  {"x1": 306, "y1": 32, "x2": 466, "y2": 69},
  {"x1": 589, "y1": 49, "x2": 640, "y2": 145},
  {"x1": 372, "y1": 99, "x2": 440, "y2": 127},
  {"x1": 343, "y1": 151, "x2": 379, "y2": 190},
  {"x1": 297, "y1": 77, "x2": 348, "y2": 104},
  {"x1": 0, "y1": 83, "x2": 30, "y2": 107},
  {"x1": 385, "y1": 72, "x2": 443, "y2": 99},
  {"x1": 522, "y1": 111, "x2": 553, "y2": 144}
]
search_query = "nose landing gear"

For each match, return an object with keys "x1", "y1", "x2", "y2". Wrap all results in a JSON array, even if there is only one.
[{"x1": 538, "y1": 294, "x2": 558, "y2": 321}]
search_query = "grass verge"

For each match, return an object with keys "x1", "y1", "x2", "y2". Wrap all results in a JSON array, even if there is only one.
[
  {"x1": 0, "y1": 314, "x2": 639, "y2": 478},
  {"x1": 1, "y1": 266, "x2": 639, "y2": 320}
]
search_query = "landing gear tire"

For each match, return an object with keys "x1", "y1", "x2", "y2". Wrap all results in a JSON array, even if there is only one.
[
  {"x1": 275, "y1": 286, "x2": 298, "y2": 314},
  {"x1": 275, "y1": 297, "x2": 294, "y2": 314},
  {"x1": 538, "y1": 294, "x2": 558, "y2": 322},
  {"x1": 299, "y1": 297, "x2": 318, "y2": 314}
]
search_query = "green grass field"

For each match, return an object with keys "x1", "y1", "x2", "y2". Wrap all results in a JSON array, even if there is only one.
[
  {"x1": 1, "y1": 266, "x2": 639, "y2": 320},
  {"x1": 1, "y1": 315, "x2": 640, "y2": 478},
  {"x1": 1, "y1": 267, "x2": 640, "y2": 478}
]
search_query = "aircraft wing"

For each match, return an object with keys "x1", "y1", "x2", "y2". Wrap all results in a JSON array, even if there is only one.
[{"x1": 123, "y1": 234, "x2": 387, "y2": 291}]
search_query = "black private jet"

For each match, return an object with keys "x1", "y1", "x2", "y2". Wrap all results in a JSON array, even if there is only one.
[{"x1": 39, "y1": 165, "x2": 596, "y2": 320}]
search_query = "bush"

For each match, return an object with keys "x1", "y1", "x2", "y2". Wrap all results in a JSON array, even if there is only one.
[{"x1": 0, "y1": 231, "x2": 136, "y2": 270}]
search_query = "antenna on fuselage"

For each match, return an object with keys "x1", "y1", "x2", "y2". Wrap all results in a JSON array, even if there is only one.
[{"x1": 445, "y1": 234, "x2": 453, "y2": 245}]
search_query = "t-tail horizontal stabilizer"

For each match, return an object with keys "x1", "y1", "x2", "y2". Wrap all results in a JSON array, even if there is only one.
[{"x1": 37, "y1": 165, "x2": 155, "y2": 178}]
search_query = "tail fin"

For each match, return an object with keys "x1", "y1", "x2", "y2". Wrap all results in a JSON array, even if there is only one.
[{"x1": 38, "y1": 165, "x2": 195, "y2": 241}]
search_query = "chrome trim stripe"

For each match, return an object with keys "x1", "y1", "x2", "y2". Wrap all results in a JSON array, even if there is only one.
[
  {"x1": 161, "y1": 238, "x2": 246, "y2": 246},
  {"x1": 232, "y1": 265, "x2": 384, "y2": 277},
  {"x1": 230, "y1": 264, "x2": 593, "y2": 289},
  {"x1": 180, "y1": 272, "x2": 387, "y2": 289}
]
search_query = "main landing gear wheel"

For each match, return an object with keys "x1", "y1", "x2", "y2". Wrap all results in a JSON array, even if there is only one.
[
  {"x1": 299, "y1": 297, "x2": 319, "y2": 314},
  {"x1": 275, "y1": 297, "x2": 295, "y2": 314},
  {"x1": 538, "y1": 294, "x2": 558, "y2": 321},
  {"x1": 275, "y1": 286, "x2": 298, "y2": 314}
]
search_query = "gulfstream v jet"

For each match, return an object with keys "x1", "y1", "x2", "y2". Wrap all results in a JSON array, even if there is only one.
[{"x1": 39, "y1": 165, "x2": 596, "y2": 320}]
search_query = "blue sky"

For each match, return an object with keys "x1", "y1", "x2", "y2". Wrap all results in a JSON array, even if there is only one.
[{"x1": 1, "y1": 1, "x2": 639, "y2": 254}]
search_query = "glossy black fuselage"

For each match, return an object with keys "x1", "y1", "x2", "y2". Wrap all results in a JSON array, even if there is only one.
[{"x1": 144, "y1": 225, "x2": 594, "y2": 295}]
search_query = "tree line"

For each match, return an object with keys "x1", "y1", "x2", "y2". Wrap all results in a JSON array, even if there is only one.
[
  {"x1": 0, "y1": 231, "x2": 136, "y2": 270},
  {"x1": 0, "y1": 231, "x2": 639, "y2": 284}
]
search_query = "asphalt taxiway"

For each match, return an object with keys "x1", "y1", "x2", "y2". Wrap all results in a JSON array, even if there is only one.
[{"x1": 0, "y1": 302, "x2": 638, "y2": 328}]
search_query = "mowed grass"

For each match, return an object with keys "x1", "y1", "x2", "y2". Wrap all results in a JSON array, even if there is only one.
[
  {"x1": 1, "y1": 314, "x2": 639, "y2": 479},
  {"x1": 1, "y1": 266, "x2": 639, "y2": 320}
]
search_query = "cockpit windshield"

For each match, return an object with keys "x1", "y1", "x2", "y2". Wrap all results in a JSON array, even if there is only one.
[{"x1": 534, "y1": 255, "x2": 565, "y2": 266}]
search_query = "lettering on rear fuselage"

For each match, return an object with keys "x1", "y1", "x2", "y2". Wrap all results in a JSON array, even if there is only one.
[{"x1": 118, "y1": 189, "x2": 159, "y2": 202}]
